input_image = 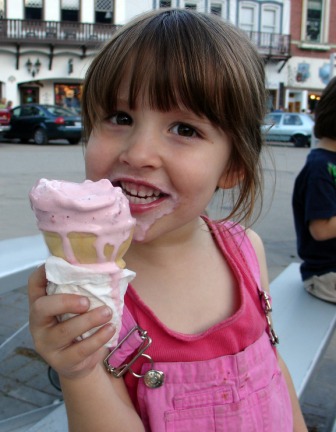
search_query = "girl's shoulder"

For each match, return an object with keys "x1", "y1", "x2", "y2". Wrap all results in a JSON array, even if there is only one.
[
  {"x1": 205, "y1": 217, "x2": 261, "y2": 271},
  {"x1": 204, "y1": 216, "x2": 265, "y2": 290}
]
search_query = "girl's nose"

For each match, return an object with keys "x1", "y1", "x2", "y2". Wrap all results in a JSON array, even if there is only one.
[{"x1": 119, "y1": 127, "x2": 162, "y2": 169}]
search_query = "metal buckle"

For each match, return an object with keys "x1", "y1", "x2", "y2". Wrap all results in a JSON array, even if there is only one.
[
  {"x1": 260, "y1": 290, "x2": 279, "y2": 346},
  {"x1": 260, "y1": 291, "x2": 272, "y2": 313},
  {"x1": 104, "y1": 326, "x2": 152, "y2": 378},
  {"x1": 103, "y1": 326, "x2": 165, "y2": 388}
]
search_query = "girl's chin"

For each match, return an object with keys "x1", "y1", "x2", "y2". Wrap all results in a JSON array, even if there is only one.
[{"x1": 129, "y1": 196, "x2": 180, "y2": 242}]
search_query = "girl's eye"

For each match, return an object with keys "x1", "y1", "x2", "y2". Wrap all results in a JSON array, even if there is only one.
[
  {"x1": 171, "y1": 123, "x2": 198, "y2": 137},
  {"x1": 110, "y1": 112, "x2": 132, "y2": 126}
]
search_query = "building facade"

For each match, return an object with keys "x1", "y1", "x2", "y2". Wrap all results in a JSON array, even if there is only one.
[
  {"x1": 1, "y1": 1, "x2": 331, "y2": 114},
  {"x1": 284, "y1": 0, "x2": 336, "y2": 113}
]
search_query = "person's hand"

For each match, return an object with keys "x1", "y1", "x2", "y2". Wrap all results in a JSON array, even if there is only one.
[{"x1": 28, "y1": 265, "x2": 116, "y2": 380}]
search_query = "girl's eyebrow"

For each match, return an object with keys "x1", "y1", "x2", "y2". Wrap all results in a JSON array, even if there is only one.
[{"x1": 115, "y1": 97, "x2": 129, "y2": 105}]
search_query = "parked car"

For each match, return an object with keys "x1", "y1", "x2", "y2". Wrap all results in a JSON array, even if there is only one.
[
  {"x1": 0, "y1": 108, "x2": 11, "y2": 138},
  {"x1": 262, "y1": 112, "x2": 314, "y2": 147},
  {"x1": 5, "y1": 104, "x2": 82, "y2": 145}
]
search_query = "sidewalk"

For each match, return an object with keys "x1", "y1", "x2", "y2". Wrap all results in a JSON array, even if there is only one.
[{"x1": 0, "y1": 286, "x2": 62, "y2": 426}]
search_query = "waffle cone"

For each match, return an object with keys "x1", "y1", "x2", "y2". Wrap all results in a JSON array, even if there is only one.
[
  {"x1": 114, "y1": 230, "x2": 133, "y2": 269},
  {"x1": 43, "y1": 231, "x2": 67, "y2": 261},
  {"x1": 43, "y1": 230, "x2": 133, "y2": 267}
]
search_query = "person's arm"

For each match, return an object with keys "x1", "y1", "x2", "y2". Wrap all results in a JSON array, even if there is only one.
[
  {"x1": 246, "y1": 229, "x2": 308, "y2": 432},
  {"x1": 309, "y1": 215, "x2": 336, "y2": 241},
  {"x1": 61, "y1": 366, "x2": 145, "y2": 432},
  {"x1": 28, "y1": 266, "x2": 145, "y2": 432}
]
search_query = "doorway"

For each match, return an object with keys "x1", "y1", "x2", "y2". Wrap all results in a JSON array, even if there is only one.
[{"x1": 20, "y1": 87, "x2": 39, "y2": 104}]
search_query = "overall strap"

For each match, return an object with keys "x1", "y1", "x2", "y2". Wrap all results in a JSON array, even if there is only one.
[
  {"x1": 209, "y1": 219, "x2": 279, "y2": 346},
  {"x1": 209, "y1": 219, "x2": 261, "y2": 291}
]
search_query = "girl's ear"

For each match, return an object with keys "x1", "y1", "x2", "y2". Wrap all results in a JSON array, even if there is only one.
[{"x1": 217, "y1": 168, "x2": 244, "y2": 190}]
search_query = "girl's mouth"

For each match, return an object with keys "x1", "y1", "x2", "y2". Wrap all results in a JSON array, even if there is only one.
[{"x1": 116, "y1": 181, "x2": 167, "y2": 206}]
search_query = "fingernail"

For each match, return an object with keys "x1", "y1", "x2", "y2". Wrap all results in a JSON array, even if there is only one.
[
  {"x1": 105, "y1": 324, "x2": 115, "y2": 333},
  {"x1": 79, "y1": 297, "x2": 89, "y2": 307},
  {"x1": 101, "y1": 306, "x2": 112, "y2": 317}
]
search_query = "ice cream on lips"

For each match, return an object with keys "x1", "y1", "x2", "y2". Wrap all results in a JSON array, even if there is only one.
[{"x1": 29, "y1": 178, "x2": 136, "y2": 347}]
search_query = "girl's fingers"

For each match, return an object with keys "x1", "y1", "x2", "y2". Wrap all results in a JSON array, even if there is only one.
[
  {"x1": 51, "y1": 305, "x2": 113, "y2": 349},
  {"x1": 35, "y1": 311, "x2": 115, "y2": 377},
  {"x1": 32, "y1": 302, "x2": 113, "y2": 353},
  {"x1": 28, "y1": 266, "x2": 115, "y2": 376},
  {"x1": 61, "y1": 323, "x2": 115, "y2": 369},
  {"x1": 29, "y1": 292, "x2": 90, "y2": 328},
  {"x1": 28, "y1": 265, "x2": 48, "y2": 304}
]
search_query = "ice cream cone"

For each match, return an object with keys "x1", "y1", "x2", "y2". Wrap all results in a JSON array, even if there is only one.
[
  {"x1": 29, "y1": 178, "x2": 137, "y2": 347},
  {"x1": 42, "y1": 231, "x2": 67, "y2": 261},
  {"x1": 42, "y1": 230, "x2": 134, "y2": 268}
]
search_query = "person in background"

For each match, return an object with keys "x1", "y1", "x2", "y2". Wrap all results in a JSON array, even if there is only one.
[
  {"x1": 28, "y1": 9, "x2": 307, "y2": 431},
  {"x1": 6, "y1": 100, "x2": 13, "y2": 110},
  {"x1": 292, "y1": 76, "x2": 336, "y2": 303},
  {"x1": 0, "y1": 98, "x2": 6, "y2": 108}
]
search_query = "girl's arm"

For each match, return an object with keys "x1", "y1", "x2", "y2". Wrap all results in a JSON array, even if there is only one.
[
  {"x1": 28, "y1": 266, "x2": 145, "y2": 432},
  {"x1": 246, "y1": 229, "x2": 308, "y2": 432}
]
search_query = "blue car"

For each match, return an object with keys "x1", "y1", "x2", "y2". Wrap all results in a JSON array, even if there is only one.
[
  {"x1": 262, "y1": 112, "x2": 314, "y2": 147},
  {"x1": 5, "y1": 104, "x2": 82, "y2": 145}
]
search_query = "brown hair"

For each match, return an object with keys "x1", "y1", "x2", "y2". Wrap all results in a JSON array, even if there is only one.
[
  {"x1": 314, "y1": 76, "x2": 336, "y2": 140},
  {"x1": 82, "y1": 8, "x2": 267, "y2": 224}
]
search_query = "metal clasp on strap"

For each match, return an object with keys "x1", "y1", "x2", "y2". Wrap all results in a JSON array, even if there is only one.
[
  {"x1": 103, "y1": 326, "x2": 165, "y2": 388},
  {"x1": 260, "y1": 290, "x2": 279, "y2": 346},
  {"x1": 104, "y1": 326, "x2": 152, "y2": 378}
]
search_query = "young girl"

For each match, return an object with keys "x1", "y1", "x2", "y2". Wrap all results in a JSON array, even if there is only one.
[{"x1": 28, "y1": 9, "x2": 307, "y2": 431}]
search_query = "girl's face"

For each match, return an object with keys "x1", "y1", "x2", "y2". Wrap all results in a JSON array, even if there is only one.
[{"x1": 85, "y1": 86, "x2": 235, "y2": 244}]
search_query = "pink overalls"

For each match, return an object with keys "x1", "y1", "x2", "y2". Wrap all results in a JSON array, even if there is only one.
[{"x1": 104, "y1": 220, "x2": 293, "y2": 431}]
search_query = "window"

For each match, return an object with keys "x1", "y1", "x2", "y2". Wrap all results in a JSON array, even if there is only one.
[
  {"x1": 61, "y1": 0, "x2": 80, "y2": 22},
  {"x1": 55, "y1": 83, "x2": 82, "y2": 110},
  {"x1": 0, "y1": 0, "x2": 5, "y2": 19},
  {"x1": 261, "y1": 5, "x2": 280, "y2": 34},
  {"x1": 265, "y1": 113, "x2": 281, "y2": 126},
  {"x1": 283, "y1": 114, "x2": 302, "y2": 126},
  {"x1": 185, "y1": 3, "x2": 197, "y2": 10},
  {"x1": 95, "y1": 0, "x2": 113, "y2": 23},
  {"x1": 239, "y1": 2, "x2": 258, "y2": 32},
  {"x1": 211, "y1": 3, "x2": 222, "y2": 16},
  {"x1": 25, "y1": 0, "x2": 43, "y2": 20},
  {"x1": 160, "y1": 1, "x2": 171, "y2": 7},
  {"x1": 306, "y1": 0, "x2": 322, "y2": 42}
]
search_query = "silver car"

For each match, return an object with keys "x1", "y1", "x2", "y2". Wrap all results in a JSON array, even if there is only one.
[{"x1": 263, "y1": 112, "x2": 314, "y2": 147}]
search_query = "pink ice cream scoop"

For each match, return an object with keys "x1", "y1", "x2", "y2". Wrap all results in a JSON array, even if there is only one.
[{"x1": 29, "y1": 178, "x2": 135, "y2": 268}]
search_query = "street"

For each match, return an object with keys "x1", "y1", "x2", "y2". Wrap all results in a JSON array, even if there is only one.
[{"x1": 0, "y1": 141, "x2": 85, "y2": 242}]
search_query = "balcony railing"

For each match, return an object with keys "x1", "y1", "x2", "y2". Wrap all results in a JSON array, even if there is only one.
[
  {"x1": 0, "y1": 19, "x2": 290, "y2": 59},
  {"x1": 0, "y1": 19, "x2": 121, "y2": 46},
  {"x1": 246, "y1": 31, "x2": 291, "y2": 59}
]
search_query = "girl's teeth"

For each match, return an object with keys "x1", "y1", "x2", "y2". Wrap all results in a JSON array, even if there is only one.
[
  {"x1": 128, "y1": 195, "x2": 157, "y2": 204},
  {"x1": 120, "y1": 181, "x2": 160, "y2": 198}
]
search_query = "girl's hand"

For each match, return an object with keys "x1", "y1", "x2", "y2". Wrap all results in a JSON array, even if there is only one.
[{"x1": 28, "y1": 265, "x2": 116, "y2": 380}]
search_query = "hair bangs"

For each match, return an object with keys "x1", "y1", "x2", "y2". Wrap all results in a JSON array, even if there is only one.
[
  {"x1": 121, "y1": 15, "x2": 226, "y2": 126},
  {"x1": 82, "y1": 9, "x2": 229, "y2": 141}
]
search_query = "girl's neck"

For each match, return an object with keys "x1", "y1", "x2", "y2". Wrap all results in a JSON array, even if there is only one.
[{"x1": 317, "y1": 138, "x2": 336, "y2": 152}]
